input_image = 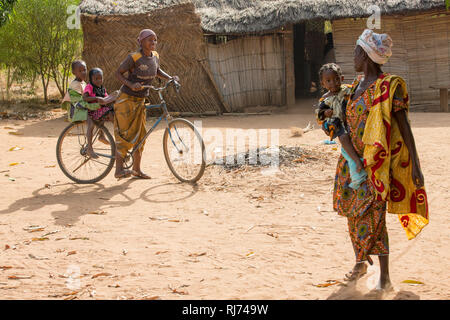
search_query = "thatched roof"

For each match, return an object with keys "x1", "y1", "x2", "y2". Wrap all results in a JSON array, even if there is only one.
[
  {"x1": 80, "y1": 0, "x2": 446, "y2": 33},
  {"x1": 80, "y1": 2, "x2": 226, "y2": 113}
]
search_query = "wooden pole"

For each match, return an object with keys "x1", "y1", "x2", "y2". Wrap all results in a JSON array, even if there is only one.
[
  {"x1": 199, "y1": 59, "x2": 232, "y2": 113},
  {"x1": 440, "y1": 88, "x2": 449, "y2": 112},
  {"x1": 283, "y1": 24, "x2": 296, "y2": 106}
]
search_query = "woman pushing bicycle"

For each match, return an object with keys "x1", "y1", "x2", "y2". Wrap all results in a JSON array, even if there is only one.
[{"x1": 114, "y1": 29, "x2": 179, "y2": 180}]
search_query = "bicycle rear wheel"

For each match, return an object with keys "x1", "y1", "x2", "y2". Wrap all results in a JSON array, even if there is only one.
[
  {"x1": 56, "y1": 122, "x2": 115, "y2": 184},
  {"x1": 163, "y1": 118, "x2": 206, "y2": 184}
]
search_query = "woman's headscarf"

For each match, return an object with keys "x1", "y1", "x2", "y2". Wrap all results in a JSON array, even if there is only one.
[
  {"x1": 356, "y1": 29, "x2": 393, "y2": 65},
  {"x1": 137, "y1": 29, "x2": 156, "y2": 46},
  {"x1": 89, "y1": 68, "x2": 106, "y2": 98}
]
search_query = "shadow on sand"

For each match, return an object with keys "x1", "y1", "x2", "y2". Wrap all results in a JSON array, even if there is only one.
[
  {"x1": 327, "y1": 280, "x2": 421, "y2": 300},
  {"x1": 0, "y1": 179, "x2": 198, "y2": 226}
]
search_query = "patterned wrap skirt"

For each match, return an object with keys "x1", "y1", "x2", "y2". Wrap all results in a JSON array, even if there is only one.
[
  {"x1": 113, "y1": 92, "x2": 147, "y2": 158},
  {"x1": 333, "y1": 80, "x2": 390, "y2": 262}
]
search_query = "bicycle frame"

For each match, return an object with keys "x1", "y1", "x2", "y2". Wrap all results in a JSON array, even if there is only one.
[
  {"x1": 127, "y1": 82, "x2": 186, "y2": 159},
  {"x1": 128, "y1": 96, "x2": 169, "y2": 157},
  {"x1": 58, "y1": 78, "x2": 205, "y2": 184},
  {"x1": 88, "y1": 80, "x2": 184, "y2": 162}
]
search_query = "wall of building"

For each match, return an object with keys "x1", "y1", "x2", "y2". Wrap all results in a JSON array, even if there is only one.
[
  {"x1": 206, "y1": 33, "x2": 287, "y2": 111},
  {"x1": 333, "y1": 9, "x2": 449, "y2": 111}
]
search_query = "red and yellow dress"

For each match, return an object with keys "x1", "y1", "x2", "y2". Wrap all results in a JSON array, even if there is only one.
[{"x1": 333, "y1": 73, "x2": 429, "y2": 263}]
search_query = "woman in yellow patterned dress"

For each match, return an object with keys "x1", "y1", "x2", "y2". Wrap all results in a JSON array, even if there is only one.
[
  {"x1": 333, "y1": 29, "x2": 428, "y2": 291},
  {"x1": 114, "y1": 29, "x2": 179, "y2": 179}
]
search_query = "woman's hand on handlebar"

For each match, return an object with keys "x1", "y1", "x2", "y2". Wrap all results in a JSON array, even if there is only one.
[{"x1": 171, "y1": 76, "x2": 180, "y2": 82}]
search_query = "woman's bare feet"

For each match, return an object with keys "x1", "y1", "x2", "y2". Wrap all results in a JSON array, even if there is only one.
[
  {"x1": 131, "y1": 170, "x2": 151, "y2": 179},
  {"x1": 115, "y1": 169, "x2": 132, "y2": 180},
  {"x1": 344, "y1": 262, "x2": 368, "y2": 282},
  {"x1": 376, "y1": 275, "x2": 393, "y2": 292}
]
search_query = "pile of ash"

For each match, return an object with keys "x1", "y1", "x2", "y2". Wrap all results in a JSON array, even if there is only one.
[{"x1": 210, "y1": 145, "x2": 321, "y2": 170}]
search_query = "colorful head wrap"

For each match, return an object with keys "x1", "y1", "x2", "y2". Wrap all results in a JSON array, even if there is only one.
[
  {"x1": 137, "y1": 29, "x2": 156, "y2": 45},
  {"x1": 356, "y1": 29, "x2": 393, "y2": 65}
]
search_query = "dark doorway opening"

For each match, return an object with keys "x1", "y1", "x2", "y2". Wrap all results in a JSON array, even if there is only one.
[{"x1": 293, "y1": 20, "x2": 335, "y2": 99}]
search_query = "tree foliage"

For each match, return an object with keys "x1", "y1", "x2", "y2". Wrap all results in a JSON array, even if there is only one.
[
  {"x1": 0, "y1": 0, "x2": 82, "y2": 103},
  {"x1": 0, "y1": 0, "x2": 16, "y2": 27}
]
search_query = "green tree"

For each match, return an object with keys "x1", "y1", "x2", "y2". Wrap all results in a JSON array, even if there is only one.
[
  {"x1": 1, "y1": 0, "x2": 82, "y2": 103},
  {"x1": 0, "y1": 0, "x2": 16, "y2": 27},
  {"x1": 0, "y1": 4, "x2": 31, "y2": 101}
]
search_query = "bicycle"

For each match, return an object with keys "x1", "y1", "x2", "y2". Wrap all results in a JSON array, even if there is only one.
[{"x1": 56, "y1": 79, "x2": 206, "y2": 184}]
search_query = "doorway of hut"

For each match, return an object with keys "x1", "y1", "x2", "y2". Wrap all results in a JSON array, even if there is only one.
[{"x1": 293, "y1": 20, "x2": 335, "y2": 104}]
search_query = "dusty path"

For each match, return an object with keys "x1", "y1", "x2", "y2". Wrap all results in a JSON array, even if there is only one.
[{"x1": 0, "y1": 109, "x2": 449, "y2": 300}]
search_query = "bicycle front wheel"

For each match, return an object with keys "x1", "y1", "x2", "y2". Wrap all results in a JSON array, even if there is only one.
[
  {"x1": 56, "y1": 122, "x2": 115, "y2": 184},
  {"x1": 163, "y1": 118, "x2": 206, "y2": 184}
]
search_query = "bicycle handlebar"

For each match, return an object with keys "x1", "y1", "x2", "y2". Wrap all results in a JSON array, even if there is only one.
[{"x1": 141, "y1": 79, "x2": 180, "y2": 92}]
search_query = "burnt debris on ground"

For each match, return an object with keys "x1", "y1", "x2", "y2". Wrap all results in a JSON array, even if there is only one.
[{"x1": 210, "y1": 145, "x2": 323, "y2": 170}]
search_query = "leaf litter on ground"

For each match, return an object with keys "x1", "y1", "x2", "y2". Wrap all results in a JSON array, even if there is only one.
[
  {"x1": 168, "y1": 285, "x2": 189, "y2": 295},
  {"x1": 8, "y1": 275, "x2": 33, "y2": 280},
  {"x1": 23, "y1": 225, "x2": 46, "y2": 232},
  {"x1": 188, "y1": 252, "x2": 206, "y2": 257},
  {"x1": 89, "y1": 210, "x2": 106, "y2": 215},
  {"x1": 314, "y1": 280, "x2": 343, "y2": 288},
  {"x1": 92, "y1": 272, "x2": 112, "y2": 279},
  {"x1": 401, "y1": 280, "x2": 424, "y2": 285}
]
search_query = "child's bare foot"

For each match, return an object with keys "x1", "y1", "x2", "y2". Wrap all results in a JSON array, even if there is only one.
[
  {"x1": 86, "y1": 147, "x2": 99, "y2": 159},
  {"x1": 356, "y1": 160, "x2": 364, "y2": 173},
  {"x1": 98, "y1": 130, "x2": 110, "y2": 145}
]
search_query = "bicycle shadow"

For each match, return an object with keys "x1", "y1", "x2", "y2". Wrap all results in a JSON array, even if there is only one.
[
  {"x1": 0, "y1": 179, "x2": 199, "y2": 226},
  {"x1": 139, "y1": 182, "x2": 199, "y2": 203},
  {"x1": 0, "y1": 179, "x2": 138, "y2": 226}
]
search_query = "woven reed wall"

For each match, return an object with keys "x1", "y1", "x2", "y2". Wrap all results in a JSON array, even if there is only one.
[
  {"x1": 206, "y1": 34, "x2": 285, "y2": 112},
  {"x1": 333, "y1": 9, "x2": 449, "y2": 112},
  {"x1": 402, "y1": 10, "x2": 449, "y2": 111},
  {"x1": 80, "y1": 3, "x2": 223, "y2": 113}
]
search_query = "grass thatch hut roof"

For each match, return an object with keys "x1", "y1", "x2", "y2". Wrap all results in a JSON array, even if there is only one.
[
  {"x1": 80, "y1": 0, "x2": 446, "y2": 34},
  {"x1": 79, "y1": 1, "x2": 227, "y2": 113},
  {"x1": 79, "y1": 0, "x2": 447, "y2": 112}
]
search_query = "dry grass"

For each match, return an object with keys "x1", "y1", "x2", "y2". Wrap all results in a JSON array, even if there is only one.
[
  {"x1": 80, "y1": 0, "x2": 446, "y2": 33},
  {"x1": 0, "y1": 71, "x2": 62, "y2": 118}
]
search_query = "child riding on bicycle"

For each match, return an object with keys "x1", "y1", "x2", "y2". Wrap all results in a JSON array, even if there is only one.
[
  {"x1": 61, "y1": 60, "x2": 112, "y2": 158},
  {"x1": 82, "y1": 67, "x2": 117, "y2": 159}
]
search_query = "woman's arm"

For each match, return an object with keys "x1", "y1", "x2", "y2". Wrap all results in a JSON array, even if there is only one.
[
  {"x1": 393, "y1": 109, "x2": 424, "y2": 188},
  {"x1": 116, "y1": 69, "x2": 142, "y2": 91},
  {"x1": 157, "y1": 68, "x2": 179, "y2": 82},
  {"x1": 116, "y1": 56, "x2": 142, "y2": 91}
]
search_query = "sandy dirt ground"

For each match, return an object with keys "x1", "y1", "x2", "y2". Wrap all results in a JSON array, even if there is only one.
[{"x1": 0, "y1": 104, "x2": 449, "y2": 300}]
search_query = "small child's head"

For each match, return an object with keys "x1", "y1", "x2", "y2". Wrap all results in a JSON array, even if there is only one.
[
  {"x1": 72, "y1": 60, "x2": 87, "y2": 82},
  {"x1": 89, "y1": 68, "x2": 104, "y2": 88},
  {"x1": 319, "y1": 63, "x2": 344, "y2": 95}
]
